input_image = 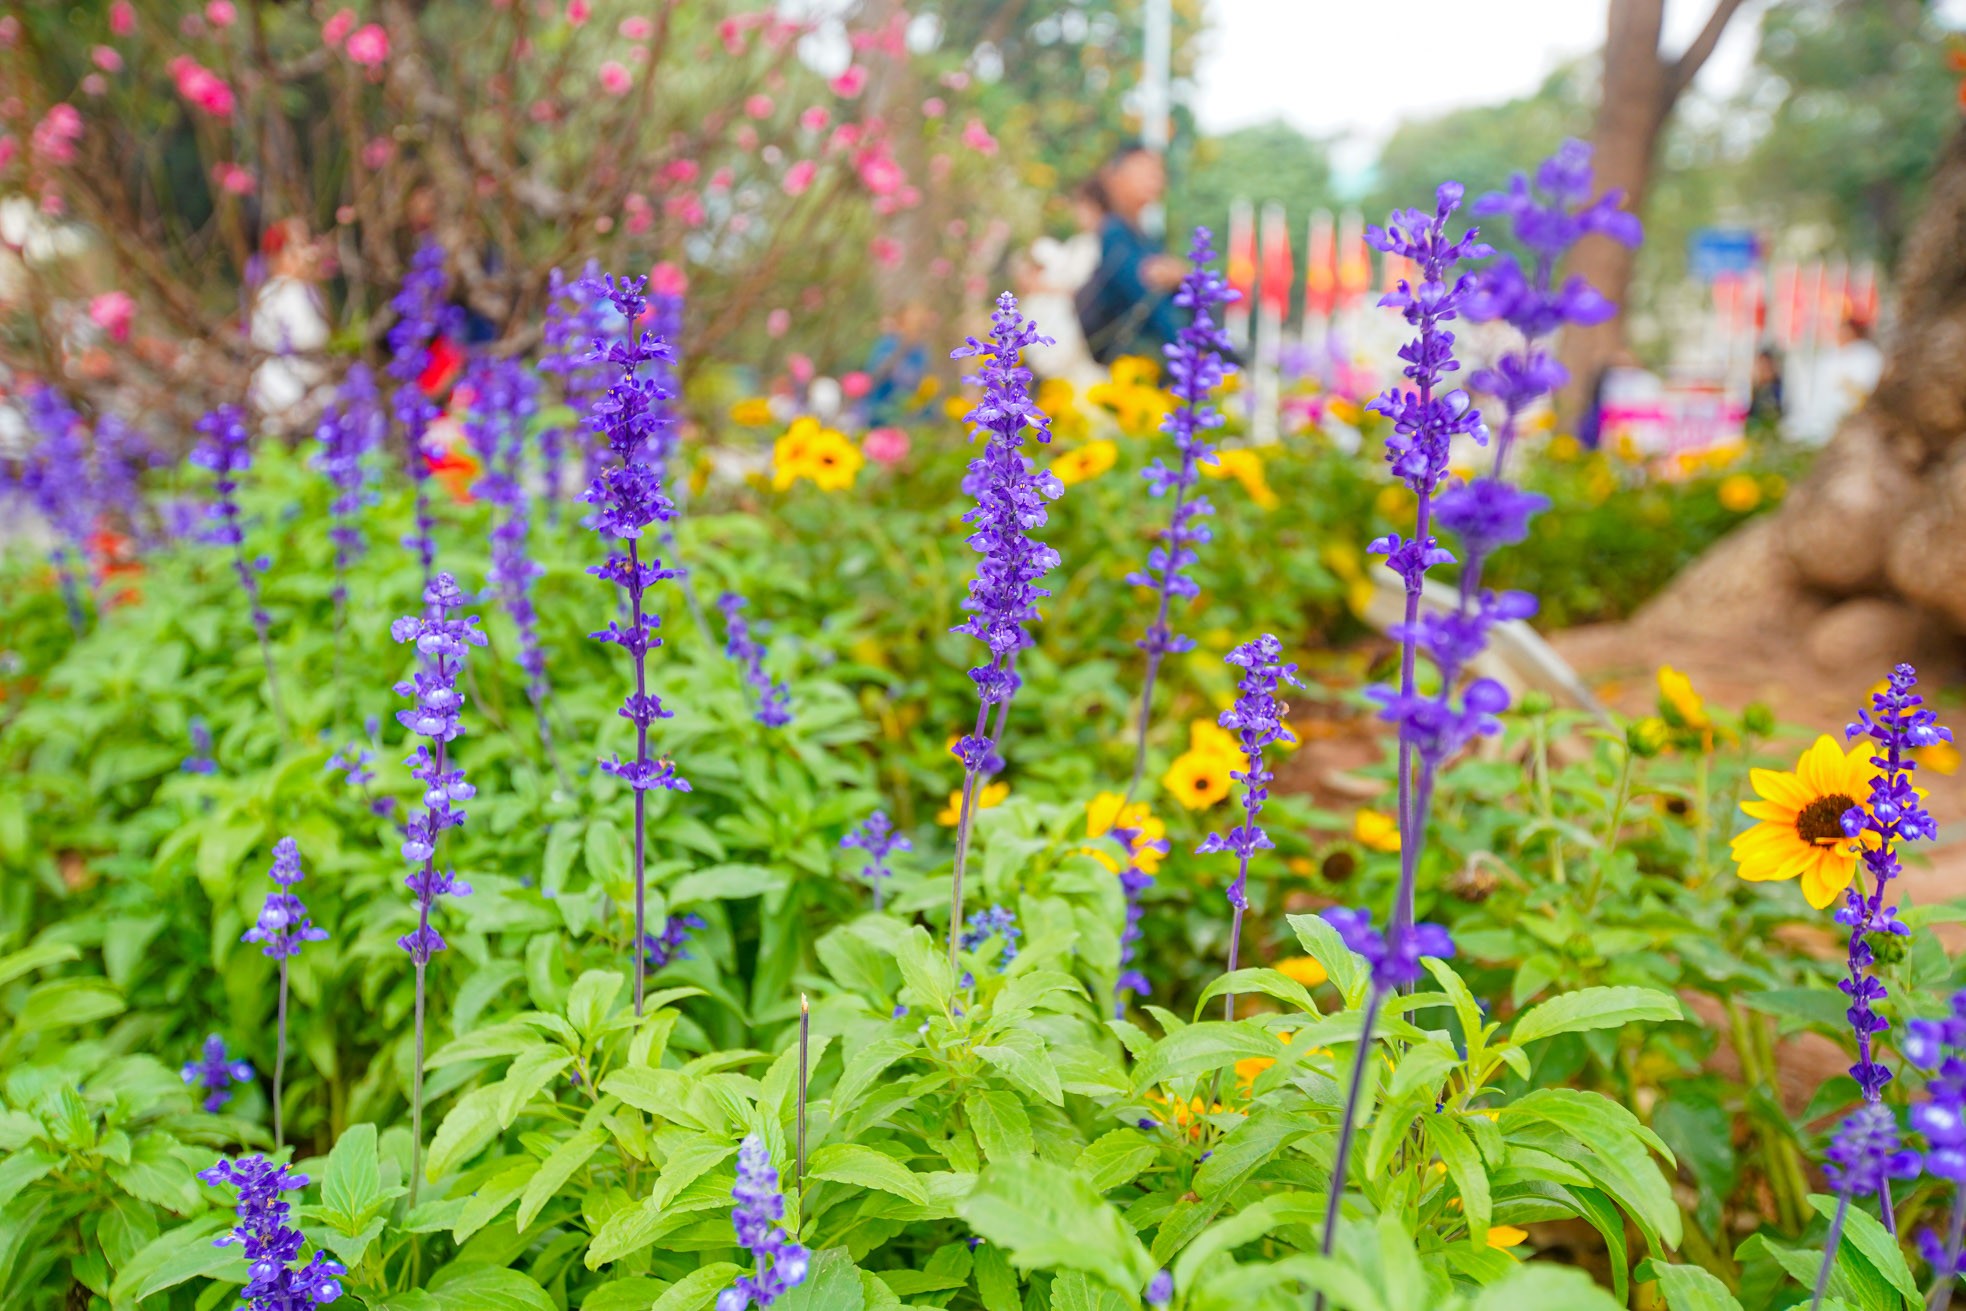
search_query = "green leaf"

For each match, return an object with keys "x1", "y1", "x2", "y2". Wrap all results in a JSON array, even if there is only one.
[
  {"x1": 0, "y1": 941, "x2": 79, "y2": 989},
  {"x1": 579, "y1": 1278, "x2": 669, "y2": 1311},
  {"x1": 1742, "y1": 988, "x2": 1851, "y2": 1030},
  {"x1": 495, "y1": 1046, "x2": 576, "y2": 1128},
  {"x1": 14, "y1": 977, "x2": 125, "y2": 1031},
  {"x1": 1509, "y1": 986, "x2": 1682, "y2": 1047},
  {"x1": 1049, "y1": 1270, "x2": 1129, "y2": 1311},
  {"x1": 426, "y1": 1086, "x2": 502, "y2": 1181},
  {"x1": 0, "y1": 1148, "x2": 57, "y2": 1197},
  {"x1": 566, "y1": 971, "x2": 625, "y2": 1040},
  {"x1": 319, "y1": 1124, "x2": 384, "y2": 1229},
  {"x1": 776, "y1": 1247, "x2": 866, "y2": 1311},
  {"x1": 424, "y1": 1264, "x2": 558, "y2": 1311},
  {"x1": 973, "y1": 1242, "x2": 1021, "y2": 1311},
  {"x1": 1427, "y1": 1115, "x2": 1490, "y2": 1243},
  {"x1": 517, "y1": 1128, "x2": 607, "y2": 1229},
  {"x1": 452, "y1": 1161, "x2": 533, "y2": 1245},
  {"x1": 1470, "y1": 1263, "x2": 1627, "y2": 1311},
  {"x1": 1503, "y1": 1089, "x2": 1681, "y2": 1254},
  {"x1": 832, "y1": 1037, "x2": 916, "y2": 1114},
  {"x1": 958, "y1": 1158, "x2": 1155, "y2": 1299},
  {"x1": 1809, "y1": 1193, "x2": 1921, "y2": 1306},
  {"x1": 669, "y1": 863, "x2": 786, "y2": 905},
  {"x1": 1075, "y1": 1131, "x2": 1157, "y2": 1193},
  {"x1": 806, "y1": 1143, "x2": 928, "y2": 1205},
  {"x1": 964, "y1": 1089, "x2": 1034, "y2": 1162},
  {"x1": 1193, "y1": 968, "x2": 1317, "y2": 1020},
  {"x1": 648, "y1": 1263, "x2": 744, "y2": 1311},
  {"x1": 107, "y1": 1133, "x2": 201, "y2": 1214},
  {"x1": 894, "y1": 925, "x2": 955, "y2": 1014},
  {"x1": 107, "y1": 1215, "x2": 240, "y2": 1309},
  {"x1": 1640, "y1": 1261, "x2": 1745, "y2": 1311},
  {"x1": 1288, "y1": 913, "x2": 1365, "y2": 1002},
  {"x1": 1131, "y1": 1021, "x2": 1278, "y2": 1090},
  {"x1": 973, "y1": 1028, "x2": 1063, "y2": 1106}
]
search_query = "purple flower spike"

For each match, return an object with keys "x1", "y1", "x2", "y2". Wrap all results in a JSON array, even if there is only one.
[
  {"x1": 581, "y1": 271, "x2": 690, "y2": 1017},
  {"x1": 315, "y1": 364, "x2": 384, "y2": 606},
  {"x1": 944, "y1": 292, "x2": 1058, "y2": 968},
  {"x1": 1196, "y1": 635, "x2": 1301, "y2": 1019},
  {"x1": 182, "y1": 1034, "x2": 254, "y2": 1113},
  {"x1": 719, "y1": 592, "x2": 792, "y2": 728},
  {"x1": 199, "y1": 1155, "x2": 346, "y2": 1308},
  {"x1": 192, "y1": 405, "x2": 288, "y2": 735},
  {"x1": 387, "y1": 239, "x2": 452, "y2": 588},
  {"x1": 959, "y1": 905, "x2": 1020, "y2": 986},
  {"x1": 243, "y1": 838, "x2": 327, "y2": 961},
  {"x1": 1123, "y1": 229, "x2": 1237, "y2": 798},
  {"x1": 1323, "y1": 907, "x2": 1455, "y2": 992},
  {"x1": 642, "y1": 913, "x2": 706, "y2": 970},
  {"x1": 184, "y1": 716, "x2": 218, "y2": 775},
  {"x1": 717, "y1": 1135, "x2": 809, "y2": 1311},
  {"x1": 841, "y1": 810, "x2": 910, "y2": 911},
  {"x1": 14, "y1": 387, "x2": 96, "y2": 634},
  {"x1": 1147, "y1": 1270, "x2": 1173, "y2": 1308},
  {"x1": 539, "y1": 263, "x2": 610, "y2": 516}
]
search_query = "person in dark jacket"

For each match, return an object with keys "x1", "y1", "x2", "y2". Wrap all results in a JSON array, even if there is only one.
[{"x1": 1075, "y1": 143, "x2": 1186, "y2": 364}]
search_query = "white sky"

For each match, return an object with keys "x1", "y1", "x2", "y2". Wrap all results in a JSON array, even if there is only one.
[{"x1": 1191, "y1": 0, "x2": 1770, "y2": 185}]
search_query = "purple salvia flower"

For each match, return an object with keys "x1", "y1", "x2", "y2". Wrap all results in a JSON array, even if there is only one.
[
  {"x1": 958, "y1": 905, "x2": 1020, "y2": 987},
  {"x1": 390, "y1": 571, "x2": 484, "y2": 1202},
  {"x1": 192, "y1": 405, "x2": 289, "y2": 738},
  {"x1": 315, "y1": 364, "x2": 384, "y2": 603},
  {"x1": 16, "y1": 386, "x2": 97, "y2": 634},
  {"x1": 581, "y1": 272, "x2": 691, "y2": 1017},
  {"x1": 387, "y1": 239, "x2": 451, "y2": 589},
  {"x1": 944, "y1": 291, "x2": 1059, "y2": 969},
  {"x1": 641, "y1": 913, "x2": 706, "y2": 970},
  {"x1": 1111, "y1": 818, "x2": 1168, "y2": 1012},
  {"x1": 198, "y1": 1155, "x2": 346, "y2": 1308},
  {"x1": 1147, "y1": 1270, "x2": 1173, "y2": 1308},
  {"x1": 718, "y1": 592, "x2": 792, "y2": 728},
  {"x1": 841, "y1": 810, "x2": 910, "y2": 911},
  {"x1": 1195, "y1": 634, "x2": 1301, "y2": 1020},
  {"x1": 184, "y1": 716, "x2": 218, "y2": 774},
  {"x1": 182, "y1": 1034, "x2": 254, "y2": 1113},
  {"x1": 539, "y1": 263, "x2": 610, "y2": 516},
  {"x1": 242, "y1": 837, "x2": 323, "y2": 1148},
  {"x1": 1124, "y1": 227, "x2": 1236, "y2": 799},
  {"x1": 92, "y1": 412, "x2": 164, "y2": 549},
  {"x1": 1810, "y1": 1103, "x2": 1920, "y2": 1311},
  {"x1": 718, "y1": 1135, "x2": 810, "y2": 1311},
  {"x1": 1322, "y1": 907, "x2": 1455, "y2": 992},
  {"x1": 1909, "y1": 995, "x2": 1966, "y2": 1297}
]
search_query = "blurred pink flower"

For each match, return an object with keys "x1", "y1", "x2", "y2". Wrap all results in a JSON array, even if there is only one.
[
  {"x1": 528, "y1": 99, "x2": 557, "y2": 124},
  {"x1": 598, "y1": 60, "x2": 632, "y2": 95},
  {"x1": 921, "y1": 97, "x2": 945, "y2": 119},
  {"x1": 566, "y1": 0, "x2": 590, "y2": 26},
  {"x1": 109, "y1": 2, "x2": 136, "y2": 37},
  {"x1": 766, "y1": 308, "x2": 791, "y2": 337},
  {"x1": 0, "y1": 16, "x2": 15, "y2": 46},
  {"x1": 211, "y1": 162, "x2": 255, "y2": 195},
  {"x1": 828, "y1": 124, "x2": 861, "y2": 153},
  {"x1": 870, "y1": 236, "x2": 902, "y2": 267},
  {"x1": 799, "y1": 106, "x2": 830, "y2": 132},
  {"x1": 649, "y1": 260, "x2": 687, "y2": 296},
  {"x1": 857, "y1": 151, "x2": 904, "y2": 196},
  {"x1": 623, "y1": 193, "x2": 653, "y2": 234},
  {"x1": 169, "y1": 59, "x2": 234, "y2": 117},
  {"x1": 830, "y1": 66, "x2": 867, "y2": 97},
  {"x1": 863, "y1": 426, "x2": 909, "y2": 466},
  {"x1": 735, "y1": 125, "x2": 758, "y2": 152},
  {"x1": 81, "y1": 74, "x2": 108, "y2": 97},
  {"x1": 619, "y1": 16, "x2": 652, "y2": 40},
  {"x1": 782, "y1": 159, "x2": 817, "y2": 196},
  {"x1": 960, "y1": 118, "x2": 998, "y2": 156},
  {"x1": 345, "y1": 24, "x2": 389, "y2": 68},
  {"x1": 90, "y1": 291, "x2": 135, "y2": 342},
  {"x1": 31, "y1": 104, "x2": 82, "y2": 166},
  {"x1": 664, "y1": 191, "x2": 705, "y2": 226},
  {"x1": 745, "y1": 94, "x2": 774, "y2": 119},
  {"x1": 205, "y1": 1, "x2": 237, "y2": 28},
  {"x1": 728, "y1": 213, "x2": 752, "y2": 234},
  {"x1": 840, "y1": 371, "x2": 871, "y2": 399},
  {"x1": 594, "y1": 215, "x2": 614, "y2": 233},
  {"x1": 709, "y1": 167, "x2": 734, "y2": 192},
  {"x1": 941, "y1": 70, "x2": 970, "y2": 91},
  {"x1": 322, "y1": 9, "x2": 355, "y2": 46},
  {"x1": 788, "y1": 354, "x2": 814, "y2": 384},
  {"x1": 92, "y1": 46, "x2": 123, "y2": 73},
  {"x1": 661, "y1": 159, "x2": 699, "y2": 185},
  {"x1": 361, "y1": 137, "x2": 394, "y2": 169},
  {"x1": 929, "y1": 257, "x2": 953, "y2": 278},
  {"x1": 0, "y1": 136, "x2": 16, "y2": 172},
  {"x1": 801, "y1": 286, "x2": 825, "y2": 311},
  {"x1": 717, "y1": 18, "x2": 746, "y2": 55}
]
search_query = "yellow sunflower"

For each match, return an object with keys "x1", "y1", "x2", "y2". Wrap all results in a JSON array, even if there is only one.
[
  {"x1": 1052, "y1": 439, "x2": 1118, "y2": 487},
  {"x1": 1656, "y1": 666, "x2": 1710, "y2": 731},
  {"x1": 1731, "y1": 735, "x2": 1880, "y2": 909},
  {"x1": 771, "y1": 417, "x2": 864, "y2": 492},
  {"x1": 1275, "y1": 956, "x2": 1328, "y2": 987},
  {"x1": 936, "y1": 781, "x2": 1009, "y2": 826},
  {"x1": 729, "y1": 397, "x2": 775, "y2": 427},
  {"x1": 1353, "y1": 808, "x2": 1401, "y2": 853},
  {"x1": 1083, "y1": 791, "x2": 1166, "y2": 875},
  {"x1": 1201, "y1": 448, "x2": 1279, "y2": 510},
  {"x1": 1164, "y1": 749, "x2": 1234, "y2": 810},
  {"x1": 1187, "y1": 718, "x2": 1241, "y2": 761}
]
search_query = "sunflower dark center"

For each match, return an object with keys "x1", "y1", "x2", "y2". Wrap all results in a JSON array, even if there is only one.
[{"x1": 1796, "y1": 794, "x2": 1858, "y2": 845}]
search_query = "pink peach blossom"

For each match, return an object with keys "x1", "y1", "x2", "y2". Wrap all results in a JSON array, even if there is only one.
[
  {"x1": 799, "y1": 106, "x2": 830, "y2": 132},
  {"x1": 660, "y1": 158, "x2": 699, "y2": 185},
  {"x1": 856, "y1": 151, "x2": 904, "y2": 196},
  {"x1": 921, "y1": 96, "x2": 945, "y2": 119},
  {"x1": 735, "y1": 125, "x2": 758, "y2": 152},
  {"x1": 728, "y1": 213, "x2": 752, "y2": 235},
  {"x1": 827, "y1": 124, "x2": 861, "y2": 153},
  {"x1": 708, "y1": 167, "x2": 734, "y2": 192},
  {"x1": 766, "y1": 308, "x2": 790, "y2": 337},
  {"x1": 623, "y1": 193, "x2": 653, "y2": 234},
  {"x1": 863, "y1": 426, "x2": 909, "y2": 466},
  {"x1": 345, "y1": 23, "x2": 389, "y2": 67},
  {"x1": 211, "y1": 162, "x2": 256, "y2": 195},
  {"x1": 717, "y1": 18, "x2": 746, "y2": 55},
  {"x1": 81, "y1": 74, "x2": 108, "y2": 98},
  {"x1": 31, "y1": 104, "x2": 82, "y2": 166},
  {"x1": 830, "y1": 66, "x2": 867, "y2": 97},
  {"x1": 781, "y1": 159, "x2": 817, "y2": 197},
  {"x1": 361, "y1": 137, "x2": 394, "y2": 169},
  {"x1": 929, "y1": 257, "x2": 953, "y2": 278},
  {"x1": 0, "y1": 136, "x2": 16, "y2": 172},
  {"x1": 960, "y1": 118, "x2": 998, "y2": 156},
  {"x1": 322, "y1": 9, "x2": 355, "y2": 46},
  {"x1": 109, "y1": 2, "x2": 136, "y2": 37},
  {"x1": 787, "y1": 354, "x2": 814, "y2": 384},
  {"x1": 205, "y1": 1, "x2": 237, "y2": 28},
  {"x1": 89, "y1": 291, "x2": 135, "y2": 342},
  {"x1": 840, "y1": 371, "x2": 871, "y2": 399},
  {"x1": 745, "y1": 94, "x2": 774, "y2": 120},
  {"x1": 91, "y1": 46, "x2": 123, "y2": 73},
  {"x1": 870, "y1": 236, "x2": 902, "y2": 267},
  {"x1": 565, "y1": 0, "x2": 590, "y2": 25},
  {"x1": 169, "y1": 59, "x2": 235, "y2": 117},
  {"x1": 663, "y1": 192, "x2": 705, "y2": 226},
  {"x1": 940, "y1": 70, "x2": 970, "y2": 91},
  {"x1": 618, "y1": 16, "x2": 652, "y2": 39},
  {"x1": 528, "y1": 99, "x2": 558, "y2": 123},
  {"x1": 0, "y1": 15, "x2": 19, "y2": 46},
  {"x1": 598, "y1": 60, "x2": 632, "y2": 95},
  {"x1": 594, "y1": 215, "x2": 614, "y2": 233},
  {"x1": 649, "y1": 260, "x2": 687, "y2": 296}
]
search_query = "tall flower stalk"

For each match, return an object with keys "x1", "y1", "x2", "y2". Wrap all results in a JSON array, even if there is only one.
[
  {"x1": 582, "y1": 273, "x2": 690, "y2": 1016},
  {"x1": 945, "y1": 292, "x2": 1059, "y2": 972},
  {"x1": 1196, "y1": 635, "x2": 1299, "y2": 1021},
  {"x1": 198, "y1": 1156, "x2": 346, "y2": 1308},
  {"x1": 1837, "y1": 664, "x2": 1950, "y2": 1231},
  {"x1": 1809, "y1": 1103, "x2": 1919, "y2": 1310},
  {"x1": 391, "y1": 572, "x2": 484, "y2": 1203},
  {"x1": 465, "y1": 357, "x2": 564, "y2": 782},
  {"x1": 1124, "y1": 228, "x2": 1235, "y2": 802},
  {"x1": 193, "y1": 405, "x2": 288, "y2": 739},
  {"x1": 842, "y1": 810, "x2": 909, "y2": 911},
  {"x1": 719, "y1": 592, "x2": 792, "y2": 728},
  {"x1": 388, "y1": 240, "x2": 450, "y2": 593},
  {"x1": 16, "y1": 387, "x2": 97, "y2": 635},
  {"x1": 241, "y1": 837, "x2": 326, "y2": 1149},
  {"x1": 316, "y1": 365, "x2": 383, "y2": 728},
  {"x1": 1907, "y1": 991, "x2": 1966, "y2": 1302},
  {"x1": 718, "y1": 1135, "x2": 809, "y2": 1311},
  {"x1": 539, "y1": 264, "x2": 608, "y2": 522}
]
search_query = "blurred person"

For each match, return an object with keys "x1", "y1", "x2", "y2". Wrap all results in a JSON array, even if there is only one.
[
  {"x1": 248, "y1": 218, "x2": 330, "y2": 428},
  {"x1": 863, "y1": 301, "x2": 936, "y2": 427},
  {"x1": 1746, "y1": 345, "x2": 1784, "y2": 435},
  {"x1": 1794, "y1": 317, "x2": 1883, "y2": 446},
  {"x1": 1022, "y1": 180, "x2": 1107, "y2": 386},
  {"x1": 1076, "y1": 143, "x2": 1185, "y2": 365}
]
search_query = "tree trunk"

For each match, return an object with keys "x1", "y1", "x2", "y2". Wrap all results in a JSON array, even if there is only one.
[
  {"x1": 1559, "y1": 0, "x2": 1750, "y2": 422},
  {"x1": 1636, "y1": 123, "x2": 1966, "y2": 663}
]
